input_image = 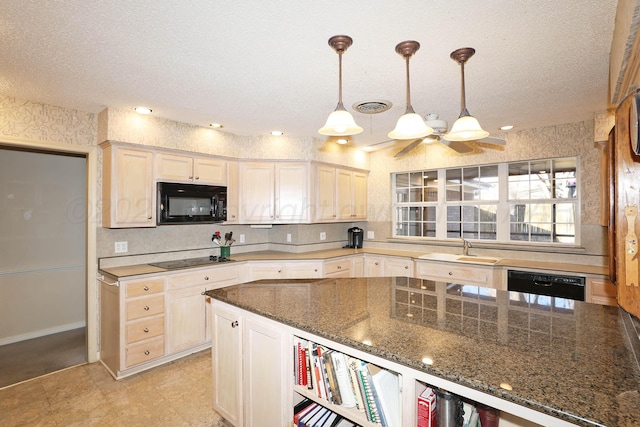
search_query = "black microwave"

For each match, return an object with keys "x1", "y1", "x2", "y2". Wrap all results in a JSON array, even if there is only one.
[{"x1": 157, "y1": 182, "x2": 227, "y2": 224}]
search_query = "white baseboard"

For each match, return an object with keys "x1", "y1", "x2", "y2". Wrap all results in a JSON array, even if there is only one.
[{"x1": 0, "y1": 321, "x2": 86, "y2": 346}]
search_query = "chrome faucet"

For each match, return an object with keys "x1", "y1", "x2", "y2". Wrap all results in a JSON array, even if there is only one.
[{"x1": 462, "y1": 239, "x2": 472, "y2": 256}]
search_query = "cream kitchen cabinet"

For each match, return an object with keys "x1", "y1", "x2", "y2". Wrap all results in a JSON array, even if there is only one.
[
  {"x1": 156, "y1": 152, "x2": 227, "y2": 185},
  {"x1": 246, "y1": 261, "x2": 323, "y2": 281},
  {"x1": 364, "y1": 255, "x2": 385, "y2": 277},
  {"x1": 337, "y1": 168, "x2": 368, "y2": 221},
  {"x1": 415, "y1": 259, "x2": 496, "y2": 287},
  {"x1": 100, "y1": 141, "x2": 155, "y2": 228},
  {"x1": 314, "y1": 164, "x2": 368, "y2": 222},
  {"x1": 211, "y1": 300, "x2": 287, "y2": 427},
  {"x1": 323, "y1": 257, "x2": 352, "y2": 278},
  {"x1": 225, "y1": 160, "x2": 239, "y2": 223},
  {"x1": 166, "y1": 265, "x2": 242, "y2": 354},
  {"x1": 365, "y1": 255, "x2": 413, "y2": 277},
  {"x1": 100, "y1": 274, "x2": 166, "y2": 379},
  {"x1": 240, "y1": 162, "x2": 310, "y2": 224}
]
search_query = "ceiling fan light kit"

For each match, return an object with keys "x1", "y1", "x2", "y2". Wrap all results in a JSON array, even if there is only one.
[
  {"x1": 443, "y1": 47, "x2": 490, "y2": 142},
  {"x1": 388, "y1": 40, "x2": 433, "y2": 140},
  {"x1": 318, "y1": 35, "x2": 363, "y2": 136}
]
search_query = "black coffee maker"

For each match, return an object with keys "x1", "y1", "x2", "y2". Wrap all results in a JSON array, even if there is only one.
[{"x1": 346, "y1": 227, "x2": 364, "y2": 248}]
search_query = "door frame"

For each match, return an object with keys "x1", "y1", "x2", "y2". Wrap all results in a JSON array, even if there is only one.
[{"x1": 0, "y1": 136, "x2": 98, "y2": 363}]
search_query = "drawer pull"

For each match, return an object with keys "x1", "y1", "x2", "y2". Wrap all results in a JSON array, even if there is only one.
[
  {"x1": 374, "y1": 262, "x2": 379, "y2": 266},
  {"x1": 143, "y1": 328, "x2": 149, "y2": 333},
  {"x1": 143, "y1": 286, "x2": 149, "y2": 291},
  {"x1": 144, "y1": 350, "x2": 150, "y2": 355},
  {"x1": 144, "y1": 306, "x2": 150, "y2": 311},
  {"x1": 448, "y1": 272, "x2": 453, "y2": 276},
  {"x1": 337, "y1": 266, "x2": 342, "y2": 269},
  {"x1": 405, "y1": 266, "x2": 409, "y2": 269},
  {"x1": 231, "y1": 320, "x2": 239, "y2": 328},
  {"x1": 204, "y1": 276, "x2": 209, "y2": 280}
]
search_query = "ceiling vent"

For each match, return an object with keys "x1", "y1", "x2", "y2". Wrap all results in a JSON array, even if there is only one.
[{"x1": 352, "y1": 100, "x2": 392, "y2": 114}]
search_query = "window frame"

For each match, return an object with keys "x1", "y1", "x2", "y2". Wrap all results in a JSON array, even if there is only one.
[{"x1": 391, "y1": 157, "x2": 581, "y2": 246}]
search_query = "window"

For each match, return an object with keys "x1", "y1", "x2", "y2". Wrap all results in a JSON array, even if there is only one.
[{"x1": 392, "y1": 157, "x2": 579, "y2": 245}]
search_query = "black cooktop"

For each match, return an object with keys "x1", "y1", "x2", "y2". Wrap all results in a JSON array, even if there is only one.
[{"x1": 150, "y1": 256, "x2": 235, "y2": 269}]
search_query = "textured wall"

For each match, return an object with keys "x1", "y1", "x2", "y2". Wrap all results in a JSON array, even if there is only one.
[{"x1": 0, "y1": 96, "x2": 97, "y2": 146}]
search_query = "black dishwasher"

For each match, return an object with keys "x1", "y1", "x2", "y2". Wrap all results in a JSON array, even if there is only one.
[{"x1": 507, "y1": 270, "x2": 585, "y2": 301}]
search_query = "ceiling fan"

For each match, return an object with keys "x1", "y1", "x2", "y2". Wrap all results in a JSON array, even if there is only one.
[{"x1": 392, "y1": 113, "x2": 506, "y2": 158}]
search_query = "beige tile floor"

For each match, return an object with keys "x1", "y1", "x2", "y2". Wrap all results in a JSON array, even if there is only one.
[{"x1": 0, "y1": 350, "x2": 230, "y2": 427}]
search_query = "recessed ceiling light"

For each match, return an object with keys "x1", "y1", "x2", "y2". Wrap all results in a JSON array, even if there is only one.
[
  {"x1": 500, "y1": 125, "x2": 514, "y2": 131},
  {"x1": 271, "y1": 131, "x2": 284, "y2": 136},
  {"x1": 336, "y1": 139, "x2": 348, "y2": 145},
  {"x1": 134, "y1": 106, "x2": 152, "y2": 114},
  {"x1": 209, "y1": 123, "x2": 223, "y2": 128},
  {"x1": 362, "y1": 146, "x2": 373, "y2": 152}
]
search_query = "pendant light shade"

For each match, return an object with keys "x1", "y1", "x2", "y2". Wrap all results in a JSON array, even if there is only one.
[
  {"x1": 388, "y1": 41, "x2": 433, "y2": 140},
  {"x1": 318, "y1": 35, "x2": 363, "y2": 136},
  {"x1": 443, "y1": 47, "x2": 489, "y2": 142}
]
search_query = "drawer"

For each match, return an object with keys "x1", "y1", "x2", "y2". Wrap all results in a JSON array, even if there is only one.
[
  {"x1": 590, "y1": 278, "x2": 616, "y2": 298},
  {"x1": 416, "y1": 261, "x2": 491, "y2": 285},
  {"x1": 126, "y1": 278, "x2": 164, "y2": 297},
  {"x1": 126, "y1": 295, "x2": 165, "y2": 321},
  {"x1": 166, "y1": 265, "x2": 239, "y2": 290},
  {"x1": 126, "y1": 315, "x2": 164, "y2": 344},
  {"x1": 125, "y1": 337, "x2": 165, "y2": 367},
  {"x1": 324, "y1": 259, "x2": 351, "y2": 275}
]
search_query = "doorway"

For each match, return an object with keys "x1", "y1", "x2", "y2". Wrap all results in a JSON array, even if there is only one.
[{"x1": 0, "y1": 146, "x2": 88, "y2": 387}]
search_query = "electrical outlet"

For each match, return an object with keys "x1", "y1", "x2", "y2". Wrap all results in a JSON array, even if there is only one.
[
  {"x1": 114, "y1": 241, "x2": 128, "y2": 253},
  {"x1": 286, "y1": 233, "x2": 292, "y2": 243},
  {"x1": 239, "y1": 234, "x2": 245, "y2": 243},
  {"x1": 367, "y1": 231, "x2": 375, "y2": 239},
  {"x1": 320, "y1": 232, "x2": 326, "y2": 241}
]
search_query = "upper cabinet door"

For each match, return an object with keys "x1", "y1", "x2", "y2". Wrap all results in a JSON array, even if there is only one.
[
  {"x1": 101, "y1": 143, "x2": 155, "y2": 228},
  {"x1": 194, "y1": 157, "x2": 227, "y2": 185},
  {"x1": 156, "y1": 153, "x2": 227, "y2": 185},
  {"x1": 352, "y1": 171, "x2": 368, "y2": 220},
  {"x1": 156, "y1": 153, "x2": 194, "y2": 182},
  {"x1": 315, "y1": 165, "x2": 337, "y2": 221},
  {"x1": 336, "y1": 168, "x2": 354, "y2": 220},
  {"x1": 240, "y1": 162, "x2": 275, "y2": 223},
  {"x1": 275, "y1": 163, "x2": 309, "y2": 222}
]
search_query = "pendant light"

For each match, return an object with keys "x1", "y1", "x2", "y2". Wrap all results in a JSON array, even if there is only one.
[
  {"x1": 443, "y1": 47, "x2": 490, "y2": 142},
  {"x1": 318, "y1": 35, "x2": 363, "y2": 136},
  {"x1": 388, "y1": 41, "x2": 433, "y2": 140}
]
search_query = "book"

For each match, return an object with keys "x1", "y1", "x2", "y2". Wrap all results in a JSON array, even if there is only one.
[
  {"x1": 298, "y1": 404, "x2": 323, "y2": 427},
  {"x1": 316, "y1": 345, "x2": 331, "y2": 401},
  {"x1": 294, "y1": 400, "x2": 317, "y2": 425},
  {"x1": 347, "y1": 357, "x2": 366, "y2": 412},
  {"x1": 355, "y1": 360, "x2": 380, "y2": 423},
  {"x1": 305, "y1": 406, "x2": 330, "y2": 427},
  {"x1": 322, "y1": 349, "x2": 342, "y2": 405},
  {"x1": 304, "y1": 346, "x2": 313, "y2": 390},
  {"x1": 368, "y1": 363, "x2": 401, "y2": 427},
  {"x1": 330, "y1": 352, "x2": 356, "y2": 408}
]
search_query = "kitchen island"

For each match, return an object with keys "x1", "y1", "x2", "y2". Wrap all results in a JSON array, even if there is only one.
[{"x1": 205, "y1": 276, "x2": 640, "y2": 427}]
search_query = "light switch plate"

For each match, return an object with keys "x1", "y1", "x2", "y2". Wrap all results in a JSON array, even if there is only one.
[
  {"x1": 286, "y1": 233, "x2": 292, "y2": 243},
  {"x1": 320, "y1": 232, "x2": 326, "y2": 241},
  {"x1": 367, "y1": 231, "x2": 375, "y2": 239},
  {"x1": 239, "y1": 234, "x2": 245, "y2": 243},
  {"x1": 114, "y1": 241, "x2": 128, "y2": 253}
]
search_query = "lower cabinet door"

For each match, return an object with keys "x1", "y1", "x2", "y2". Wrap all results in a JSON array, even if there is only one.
[
  {"x1": 243, "y1": 317, "x2": 285, "y2": 427},
  {"x1": 166, "y1": 286, "x2": 208, "y2": 354},
  {"x1": 212, "y1": 304, "x2": 243, "y2": 427}
]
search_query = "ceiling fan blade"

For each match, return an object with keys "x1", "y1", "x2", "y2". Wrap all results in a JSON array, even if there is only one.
[
  {"x1": 475, "y1": 136, "x2": 506, "y2": 145},
  {"x1": 440, "y1": 140, "x2": 474, "y2": 154},
  {"x1": 394, "y1": 138, "x2": 423, "y2": 158}
]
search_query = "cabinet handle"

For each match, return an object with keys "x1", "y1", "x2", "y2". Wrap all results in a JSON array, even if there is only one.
[
  {"x1": 405, "y1": 266, "x2": 409, "y2": 269},
  {"x1": 314, "y1": 269, "x2": 318, "y2": 272},
  {"x1": 147, "y1": 216, "x2": 152, "y2": 220},
  {"x1": 144, "y1": 350, "x2": 150, "y2": 355},
  {"x1": 143, "y1": 286, "x2": 149, "y2": 291},
  {"x1": 204, "y1": 276, "x2": 209, "y2": 280},
  {"x1": 374, "y1": 262, "x2": 379, "y2": 266},
  {"x1": 231, "y1": 320, "x2": 239, "y2": 328},
  {"x1": 231, "y1": 214, "x2": 236, "y2": 219},
  {"x1": 278, "y1": 269, "x2": 282, "y2": 273},
  {"x1": 143, "y1": 328, "x2": 149, "y2": 333},
  {"x1": 337, "y1": 266, "x2": 342, "y2": 269},
  {"x1": 448, "y1": 272, "x2": 453, "y2": 276},
  {"x1": 201, "y1": 291, "x2": 206, "y2": 295},
  {"x1": 195, "y1": 176, "x2": 199, "y2": 180},
  {"x1": 189, "y1": 175, "x2": 193, "y2": 179},
  {"x1": 144, "y1": 306, "x2": 150, "y2": 311}
]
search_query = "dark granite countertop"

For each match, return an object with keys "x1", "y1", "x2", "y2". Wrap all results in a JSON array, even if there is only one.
[{"x1": 205, "y1": 277, "x2": 640, "y2": 427}]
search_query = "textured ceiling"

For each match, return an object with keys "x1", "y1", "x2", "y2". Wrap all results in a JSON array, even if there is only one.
[{"x1": 0, "y1": 1, "x2": 618, "y2": 148}]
